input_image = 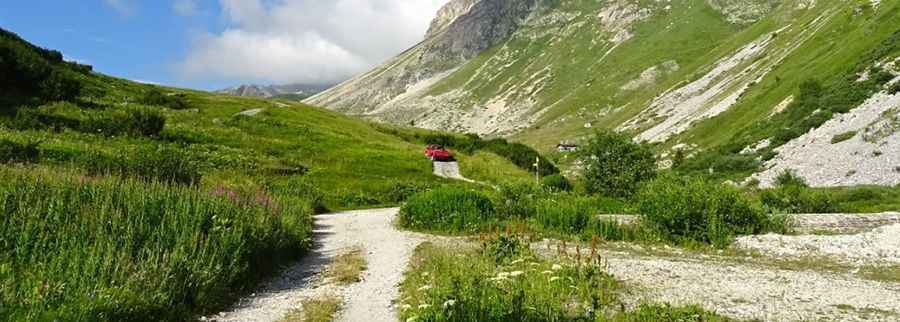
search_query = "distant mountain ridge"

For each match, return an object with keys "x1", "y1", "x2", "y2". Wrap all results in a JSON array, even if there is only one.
[
  {"x1": 217, "y1": 83, "x2": 332, "y2": 99},
  {"x1": 308, "y1": 0, "x2": 900, "y2": 188}
]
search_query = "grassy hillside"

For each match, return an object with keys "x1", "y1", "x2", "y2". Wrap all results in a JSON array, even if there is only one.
[{"x1": 0, "y1": 28, "x2": 533, "y2": 320}]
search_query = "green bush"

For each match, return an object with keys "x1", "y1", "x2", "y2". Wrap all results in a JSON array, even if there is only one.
[
  {"x1": 382, "y1": 181, "x2": 431, "y2": 203},
  {"x1": 0, "y1": 139, "x2": 39, "y2": 163},
  {"x1": 760, "y1": 171, "x2": 836, "y2": 213},
  {"x1": 140, "y1": 88, "x2": 189, "y2": 110},
  {"x1": 534, "y1": 195, "x2": 595, "y2": 232},
  {"x1": 541, "y1": 174, "x2": 572, "y2": 192},
  {"x1": 0, "y1": 168, "x2": 312, "y2": 321},
  {"x1": 81, "y1": 146, "x2": 201, "y2": 185},
  {"x1": 637, "y1": 175, "x2": 774, "y2": 247},
  {"x1": 494, "y1": 182, "x2": 541, "y2": 219},
  {"x1": 580, "y1": 131, "x2": 656, "y2": 198},
  {"x1": 421, "y1": 134, "x2": 559, "y2": 175},
  {"x1": 14, "y1": 103, "x2": 166, "y2": 137},
  {"x1": 399, "y1": 186, "x2": 496, "y2": 233}
]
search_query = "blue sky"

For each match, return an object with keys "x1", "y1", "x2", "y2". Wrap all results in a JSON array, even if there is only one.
[{"x1": 0, "y1": 0, "x2": 446, "y2": 90}]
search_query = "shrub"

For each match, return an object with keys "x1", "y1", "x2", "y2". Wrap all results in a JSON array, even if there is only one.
[
  {"x1": 534, "y1": 195, "x2": 595, "y2": 232},
  {"x1": 494, "y1": 182, "x2": 541, "y2": 219},
  {"x1": 481, "y1": 234, "x2": 527, "y2": 263},
  {"x1": 580, "y1": 131, "x2": 656, "y2": 198},
  {"x1": 399, "y1": 186, "x2": 496, "y2": 233},
  {"x1": 0, "y1": 139, "x2": 39, "y2": 163},
  {"x1": 541, "y1": 174, "x2": 572, "y2": 192},
  {"x1": 382, "y1": 181, "x2": 431, "y2": 203},
  {"x1": 637, "y1": 175, "x2": 774, "y2": 247},
  {"x1": 140, "y1": 88, "x2": 189, "y2": 110},
  {"x1": 81, "y1": 146, "x2": 201, "y2": 185},
  {"x1": 760, "y1": 171, "x2": 836, "y2": 213},
  {"x1": 13, "y1": 103, "x2": 166, "y2": 137}
]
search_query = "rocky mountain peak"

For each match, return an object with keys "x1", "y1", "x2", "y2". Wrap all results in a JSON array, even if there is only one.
[{"x1": 426, "y1": 0, "x2": 480, "y2": 38}]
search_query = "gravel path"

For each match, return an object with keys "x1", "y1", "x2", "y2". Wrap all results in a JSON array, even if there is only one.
[
  {"x1": 432, "y1": 161, "x2": 475, "y2": 183},
  {"x1": 209, "y1": 208, "x2": 422, "y2": 322},
  {"x1": 533, "y1": 241, "x2": 900, "y2": 321},
  {"x1": 735, "y1": 223, "x2": 900, "y2": 266}
]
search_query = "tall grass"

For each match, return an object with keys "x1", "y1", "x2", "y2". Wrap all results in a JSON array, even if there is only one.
[
  {"x1": 399, "y1": 240, "x2": 727, "y2": 322},
  {"x1": 0, "y1": 168, "x2": 312, "y2": 321},
  {"x1": 398, "y1": 186, "x2": 496, "y2": 233}
]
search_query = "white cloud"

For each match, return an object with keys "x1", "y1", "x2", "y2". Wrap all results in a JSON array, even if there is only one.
[
  {"x1": 173, "y1": 0, "x2": 199, "y2": 16},
  {"x1": 104, "y1": 0, "x2": 135, "y2": 17},
  {"x1": 177, "y1": 0, "x2": 449, "y2": 85}
]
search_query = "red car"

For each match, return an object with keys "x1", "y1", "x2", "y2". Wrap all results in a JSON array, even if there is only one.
[{"x1": 425, "y1": 144, "x2": 453, "y2": 161}]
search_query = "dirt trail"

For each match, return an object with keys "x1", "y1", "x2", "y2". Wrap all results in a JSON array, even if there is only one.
[
  {"x1": 432, "y1": 161, "x2": 475, "y2": 183},
  {"x1": 209, "y1": 208, "x2": 422, "y2": 322}
]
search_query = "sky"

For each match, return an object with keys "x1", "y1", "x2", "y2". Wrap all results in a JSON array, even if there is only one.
[{"x1": 0, "y1": 0, "x2": 448, "y2": 90}]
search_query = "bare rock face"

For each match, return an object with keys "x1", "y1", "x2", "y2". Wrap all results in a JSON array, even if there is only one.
[
  {"x1": 306, "y1": 0, "x2": 539, "y2": 114},
  {"x1": 426, "y1": 0, "x2": 480, "y2": 38}
]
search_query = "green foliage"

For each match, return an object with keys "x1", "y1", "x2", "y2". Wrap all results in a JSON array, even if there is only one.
[
  {"x1": 676, "y1": 148, "x2": 762, "y2": 177},
  {"x1": 399, "y1": 186, "x2": 496, "y2": 233},
  {"x1": 541, "y1": 174, "x2": 572, "y2": 192},
  {"x1": 81, "y1": 146, "x2": 201, "y2": 185},
  {"x1": 637, "y1": 175, "x2": 777, "y2": 247},
  {"x1": 0, "y1": 28, "x2": 85, "y2": 110},
  {"x1": 382, "y1": 181, "x2": 432, "y2": 204},
  {"x1": 399, "y1": 242, "x2": 726, "y2": 322},
  {"x1": 580, "y1": 131, "x2": 656, "y2": 198},
  {"x1": 760, "y1": 171, "x2": 836, "y2": 213},
  {"x1": 140, "y1": 88, "x2": 190, "y2": 110},
  {"x1": 534, "y1": 195, "x2": 595, "y2": 232},
  {"x1": 889, "y1": 82, "x2": 900, "y2": 95},
  {"x1": 14, "y1": 102, "x2": 166, "y2": 137},
  {"x1": 480, "y1": 234, "x2": 526, "y2": 264},
  {"x1": 831, "y1": 131, "x2": 857, "y2": 144},
  {"x1": 494, "y1": 182, "x2": 541, "y2": 219},
  {"x1": 0, "y1": 168, "x2": 312, "y2": 321},
  {"x1": 0, "y1": 139, "x2": 39, "y2": 163}
]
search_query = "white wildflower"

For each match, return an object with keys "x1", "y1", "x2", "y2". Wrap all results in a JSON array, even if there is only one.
[
  {"x1": 509, "y1": 271, "x2": 525, "y2": 277},
  {"x1": 552, "y1": 264, "x2": 563, "y2": 271},
  {"x1": 417, "y1": 285, "x2": 432, "y2": 291},
  {"x1": 550, "y1": 276, "x2": 561, "y2": 282},
  {"x1": 443, "y1": 299, "x2": 457, "y2": 308},
  {"x1": 510, "y1": 259, "x2": 525, "y2": 265},
  {"x1": 542, "y1": 270, "x2": 553, "y2": 275}
]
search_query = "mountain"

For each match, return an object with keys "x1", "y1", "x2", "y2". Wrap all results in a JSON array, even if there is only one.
[
  {"x1": 217, "y1": 83, "x2": 332, "y2": 100},
  {"x1": 308, "y1": 0, "x2": 900, "y2": 187}
]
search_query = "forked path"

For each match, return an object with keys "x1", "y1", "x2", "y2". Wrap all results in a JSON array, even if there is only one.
[{"x1": 210, "y1": 208, "x2": 421, "y2": 322}]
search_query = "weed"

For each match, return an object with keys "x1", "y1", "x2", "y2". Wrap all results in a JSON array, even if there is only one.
[
  {"x1": 279, "y1": 296, "x2": 342, "y2": 322},
  {"x1": 831, "y1": 131, "x2": 857, "y2": 144},
  {"x1": 399, "y1": 186, "x2": 496, "y2": 233},
  {"x1": 328, "y1": 247, "x2": 367, "y2": 285}
]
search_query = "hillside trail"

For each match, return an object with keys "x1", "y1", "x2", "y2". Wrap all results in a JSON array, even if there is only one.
[
  {"x1": 432, "y1": 161, "x2": 475, "y2": 183},
  {"x1": 209, "y1": 208, "x2": 423, "y2": 322}
]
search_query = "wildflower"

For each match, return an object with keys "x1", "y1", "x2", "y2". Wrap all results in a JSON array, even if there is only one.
[
  {"x1": 418, "y1": 304, "x2": 431, "y2": 309},
  {"x1": 497, "y1": 272, "x2": 510, "y2": 279},
  {"x1": 542, "y1": 270, "x2": 553, "y2": 275},
  {"x1": 550, "y1": 276, "x2": 560, "y2": 282},
  {"x1": 509, "y1": 271, "x2": 525, "y2": 277},
  {"x1": 400, "y1": 304, "x2": 412, "y2": 310},
  {"x1": 417, "y1": 284, "x2": 432, "y2": 291},
  {"x1": 442, "y1": 299, "x2": 457, "y2": 308},
  {"x1": 510, "y1": 259, "x2": 525, "y2": 265},
  {"x1": 421, "y1": 272, "x2": 429, "y2": 277},
  {"x1": 406, "y1": 317, "x2": 419, "y2": 322},
  {"x1": 552, "y1": 264, "x2": 563, "y2": 271}
]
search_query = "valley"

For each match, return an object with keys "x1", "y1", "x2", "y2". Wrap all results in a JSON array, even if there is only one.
[{"x1": 2, "y1": 0, "x2": 900, "y2": 321}]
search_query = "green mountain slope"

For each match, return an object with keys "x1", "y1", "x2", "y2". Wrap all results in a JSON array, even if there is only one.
[
  {"x1": 0, "y1": 28, "x2": 534, "y2": 320},
  {"x1": 309, "y1": 0, "x2": 900, "y2": 186}
]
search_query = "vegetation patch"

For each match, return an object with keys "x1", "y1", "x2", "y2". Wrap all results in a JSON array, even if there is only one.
[
  {"x1": 328, "y1": 247, "x2": 367, "y2": 285},
  {"x1": 580, "y1": 131, "x2": 656, "y2": 198},
  {"x1": 0, "y1": 138, "x2": 39, "y2": 163},
  {"x1": 831, "y1": 131, "x2": 858, "y2": 144},
  {"x1": 421, "y1": 133, "x2": 560, "y2": 176},
  {"x1": 0, "y1": 168, "x2": 313, "y2": 321},
  {"x1": 399, "y1": 186, "x2": 496, "y2": 233},
  {"x1": 638, "y1": 175, "x2": 784, "y2": 247},
  {"x1": 759, "y1": 171, "x2": 836, "y2": 214},
  {"x1": 279, "y1": 296, "x2": 342, "y2": 322},
  {"x1": 399, "y1": 240, "x2": 728, "y2": 322}
]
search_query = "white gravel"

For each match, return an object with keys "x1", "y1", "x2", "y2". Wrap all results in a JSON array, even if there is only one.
[
  {"x1": 534, "y1": 240, "x2": 900, "y2": 321},
  {"x1": 735, "y1": 224, "x2": 900, "y2": 266},
  {"x1": 209, "y1": 208, "x2": 422, "y2": 322}
]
